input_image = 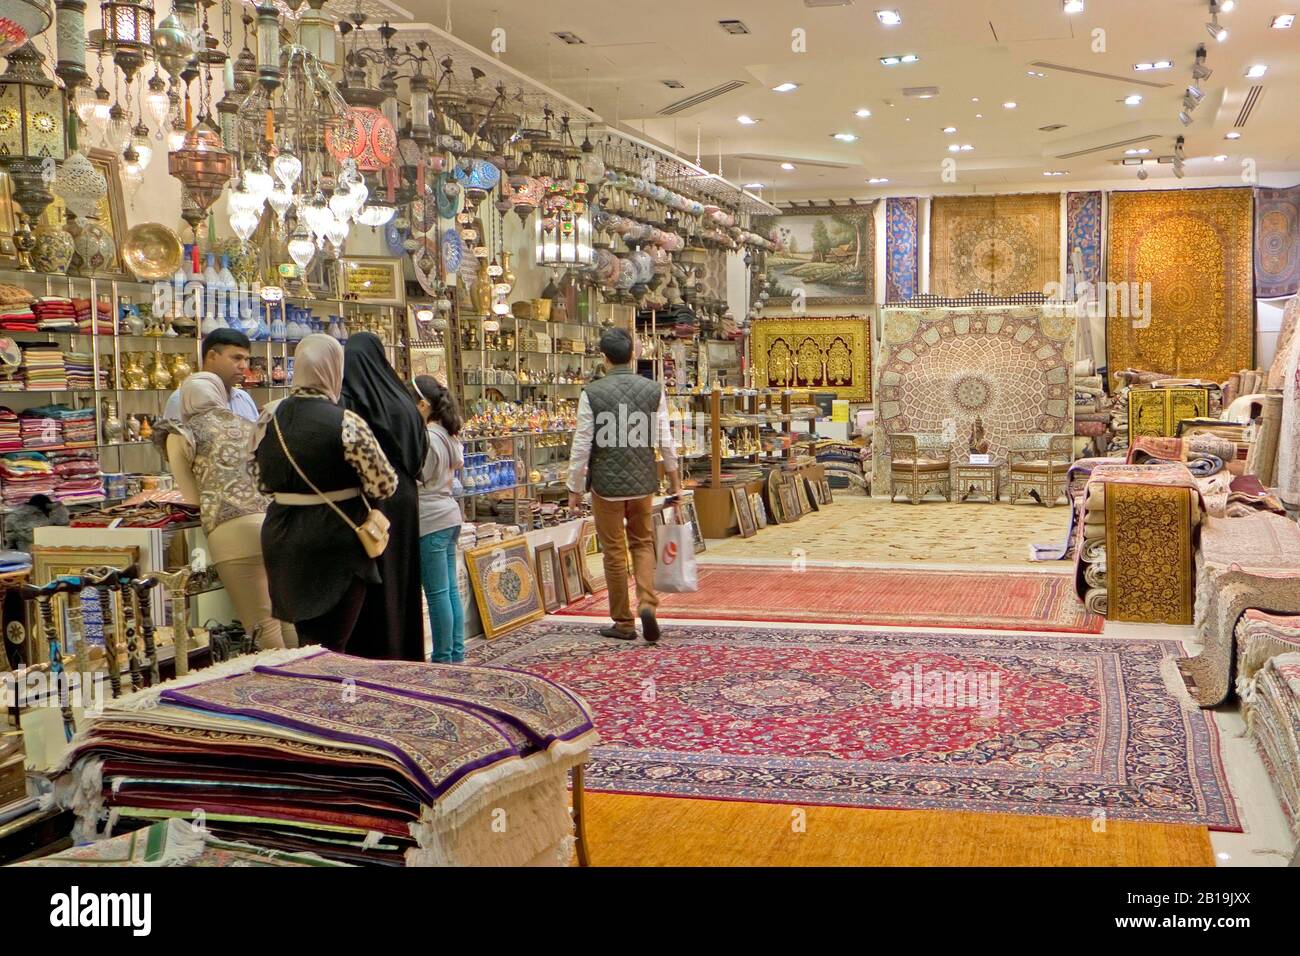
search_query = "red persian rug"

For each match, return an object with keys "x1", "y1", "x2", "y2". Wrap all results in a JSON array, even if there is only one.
[
  {"x1": 558, "y1": 564, "x2": 1102, "y2": 634},
  {"x1": 471, "y1": 620, "x2": 1240, "y2": 829}
]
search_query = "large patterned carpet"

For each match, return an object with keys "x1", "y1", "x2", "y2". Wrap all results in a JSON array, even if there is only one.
[
  {"x1": 560, "y1": 564, "x2": 1101, "y2": 633},
  {"x1": 473, "y1": 619, "x2": 1240, "y2": 830}
]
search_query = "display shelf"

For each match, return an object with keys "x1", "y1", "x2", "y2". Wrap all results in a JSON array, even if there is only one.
[{"x1": 454, "y1": 477, "x2": 567, "y2": 500}]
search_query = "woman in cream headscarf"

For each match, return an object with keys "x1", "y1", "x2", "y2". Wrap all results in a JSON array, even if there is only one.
[
  {"x1": 164, "y1": 371, "x2": 286, "y2": 650},
  {"x1": 253, "y1": 335, "x2": 398, "y2": 652}
]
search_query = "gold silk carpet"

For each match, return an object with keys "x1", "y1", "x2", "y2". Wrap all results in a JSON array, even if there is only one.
[
  {"x1": 576, "y1": 793, "x2": 1214, "y2": 867},
  {"x1": 929, "y1": 193, "x2": 1062, "y2": 298},
  {"x1": 702, "y1": 494, "x2": 1072, "y2": 566}
]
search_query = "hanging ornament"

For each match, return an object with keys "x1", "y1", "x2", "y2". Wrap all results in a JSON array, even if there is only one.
[{"x1": 272, "y1": 151, "x2": 302, "y2": 188}]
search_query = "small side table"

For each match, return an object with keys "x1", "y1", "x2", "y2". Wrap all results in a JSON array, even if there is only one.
[{"x1": 952, "y1": 459, "x2": 1002, "y2": 502}]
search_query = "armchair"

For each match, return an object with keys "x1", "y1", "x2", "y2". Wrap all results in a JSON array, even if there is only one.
[
  {"x1": 888, "y1": 433, "x2": 953, "y2": 504},
  {"x1": 1008, "y1": 434, "x2": 1073, "y2": 507}
]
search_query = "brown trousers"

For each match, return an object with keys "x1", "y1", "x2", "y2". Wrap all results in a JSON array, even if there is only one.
[{"x1": 591, "y1": 493, "x2": 659, "y2": 630}]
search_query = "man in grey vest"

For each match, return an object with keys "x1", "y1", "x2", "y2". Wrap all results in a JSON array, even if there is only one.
[{"x1": 568, "y1": 328, "x2": 681, "y2": 642}]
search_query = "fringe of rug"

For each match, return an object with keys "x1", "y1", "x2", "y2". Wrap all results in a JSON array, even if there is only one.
[{"x1": 1159, "y1": 655, "x2": 1199, "y2": 711}]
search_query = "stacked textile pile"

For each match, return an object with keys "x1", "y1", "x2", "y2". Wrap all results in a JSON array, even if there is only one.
[
  {"x1": 0, "y1": 301, "x2": 36, "y2": 331},
  {"x1": 1225, "y1": 474, "x2": 1287, "y2": 516},
  {"x1": 1073, "y1": 359, "x2": 1112, "y2": 456},
  {"x1": 1126, "y1": 435, "x2": 1236, "y2": 515},
  {"x1": 74, "y1": 298, "x2": 115, "y2": 335},
  {"x1": 19, "y1": 407, "x2": 63, "y2": 449},
  {"x1": 31, "y1": 296, "x2": 77, "y2": 332},
  {"x1": 39, "y1": 405, "x2": 98, "y2": 446},
  {"x1": 20, "y1": 344, "x2": 68, "y2": 391},
  {"x1": 1236, "y1": 610, "x2": 1300, "y2": 699},
  {"x1": 0, "y1": 452, "x2": 57, "y2": 505},
  {"x1": 1244, "y1": 651, "x2": 1300, "y2": 848},
  {"x1": 64, "y1": 353, "x2": 102, "y2": 391},
  {"x1": 815, "y1": 439, "x2": 870, "y2": 493},
  {"x1": 1222, "y1": 367, "x2": 1270, "y2": 410},
  {"x1": 49, "y1": 450, "x2": 104, "y2": 504},
  {"x1": 54, "y1": 648, "x2": 598, "y2": 866},
  {"x1": 0, "y1": 408, "x2": 20, "y2": 452}
]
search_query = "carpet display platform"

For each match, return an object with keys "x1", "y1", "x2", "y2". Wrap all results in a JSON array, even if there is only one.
[
  {"x1": 472, "y1": 620, "x2": 1241, "y2": 830},
  {"x1": 558, "y1": 564, "x2": 1102, "y2": 634}
]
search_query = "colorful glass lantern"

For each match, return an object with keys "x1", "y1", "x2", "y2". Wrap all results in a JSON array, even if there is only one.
[
  {"x1": 102, "y1": 0, "x2": 154, "y2": 82},
  {"x1": 0, "y1": 0, "x2": 53, "y2": 60},
  {"x1": 0, "y1": 42, "x2": 67, "y2": 211},
  {"x1": 324, "y1": 107, "x2": 397, "y2": 171}
]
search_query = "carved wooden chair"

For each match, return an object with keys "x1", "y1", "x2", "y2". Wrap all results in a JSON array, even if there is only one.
[
  {"x1": 1008, "y1": 434, "x2": 1074, "y2": 507},
  {"x1": 888, "y1": 433, "x2": 952, "y2": 504}
]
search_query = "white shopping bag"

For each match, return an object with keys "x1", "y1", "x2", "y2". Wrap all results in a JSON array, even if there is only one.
[{"x1": 654, "y1": 505, "x2": 699, "y2": 593}]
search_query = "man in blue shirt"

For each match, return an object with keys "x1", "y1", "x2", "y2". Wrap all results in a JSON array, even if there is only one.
[{"x1": 162, "y1": 328, "x2": 259, "y2": 423}]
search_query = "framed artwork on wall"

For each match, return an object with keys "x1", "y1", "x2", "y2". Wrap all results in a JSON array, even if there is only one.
[
  {"x1": 759, "y1": 205, "x2": 876, "y2": 307},
  {"x1": 533, "y1": 542, "x2": 562, "y2": 614},
  {"x1": 464, "y1": 537, "x2": 544, "y2": 639}
]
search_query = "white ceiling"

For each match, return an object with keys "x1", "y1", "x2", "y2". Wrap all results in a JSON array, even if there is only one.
[{"x1": 391, "y1": 0, "x2": 1300, "y2": 199}]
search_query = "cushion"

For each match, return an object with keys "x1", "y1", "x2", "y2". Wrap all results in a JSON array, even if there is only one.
[
  {"x1": 891, "y1": 459, "x2": 950, "y2": 472},
  {"x1": 1012, "y1": 460, "x2": 1067, "y2": 474}
]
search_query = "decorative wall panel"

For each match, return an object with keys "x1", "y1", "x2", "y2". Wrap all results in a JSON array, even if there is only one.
[
  {"x1": 750, "y1": 316, "x2": 872, "y2": 402},
  {"x1": 929, "y1": 193, "x2": 1060, "y2": 297}
]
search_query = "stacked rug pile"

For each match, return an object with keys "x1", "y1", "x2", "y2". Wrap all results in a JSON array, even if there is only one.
[
  {"x1": 54, "y1": 648, "x2": 598, "y2": 867},
  {"x1": 1236, "y1": 610, "x2": 1300, "y2": 699},
  {"x1": 0, "y1": 452, "x2": 56, "y2": 505},
  {"x1": 815, "y1": 439, "x2": 870, "y2": 493},
  {"x1": 1243, "y1": 647, "x2": 1300, "y2": 849},
  {"x1": 1221, "y1": 367, "x2": 1270, "y2": 410},
  {"x1": 1072, "y1": 359, "x2": 1111, "y2": 456}
]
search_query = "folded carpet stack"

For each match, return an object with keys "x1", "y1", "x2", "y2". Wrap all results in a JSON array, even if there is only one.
[
  {"x1": 0, "y1": 408, "x2": 20, "y2": 452},
  {"x1": 31, "y1": 296, "x2": 77, "y2": 332},
  {"x1": 0, "y1": 303, "x2": 36, "y2": 332},
  {"x1": 20, "y1": 344, "x2": 68, "y2": 391},
  {"x1": 53, "y1": 648, "x2": 599, "y2": 867},
  {"x1": 1244, "y1": 649, "x2": 1300, "y2": 850},
  {"x1": 55, "y1": 406, "x2": 98, "y2": 446},
  {"x1": 815, "y1": 439, "x2": 870, "y2": 493},
  {"x1": 0, "y1": 451, "x2": 57, "y2": 505},
  {"x1": 18, "y1": 409, "x2": 62, "y2": 450},
  {"x1": 74, "y1": 298, "x2": 115, "y2": 335},
  {"x1": 49, "y1": 449, "x2": 103, "y2": 504}
]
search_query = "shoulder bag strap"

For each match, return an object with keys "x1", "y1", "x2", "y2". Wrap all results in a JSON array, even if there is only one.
[{"x1": 271, "y1": 409, "x2": 370, "y2": 533}]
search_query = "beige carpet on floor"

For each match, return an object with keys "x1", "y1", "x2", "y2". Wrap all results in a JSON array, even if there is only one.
[{"x1": 702, "y1": 494, "x2": 1072, "y2": 566}]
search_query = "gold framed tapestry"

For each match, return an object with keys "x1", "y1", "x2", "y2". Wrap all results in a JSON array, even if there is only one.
[
  {"x1": 1106, "y1": 187, "x2": 1254, "y2": 388},
  {"x1": 758, "y1": 205, "x2": 875, "y2": 306},
  {"x1": 749, "y1": 316, "x2": 872, "y2": 402},
  {"x1": 1127, "y1": 387, "x2": 1211, "y2": 439},
  {"x1": 929, "y1": 193, "x2": 1061, "y2": 297},
  {"x1": 464, "y1": 537, "x2": 544, "y2": 639}
]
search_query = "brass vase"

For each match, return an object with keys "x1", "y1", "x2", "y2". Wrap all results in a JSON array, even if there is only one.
[{"x1": 149, "y1": 353, "x2": 173, "y2": 390}]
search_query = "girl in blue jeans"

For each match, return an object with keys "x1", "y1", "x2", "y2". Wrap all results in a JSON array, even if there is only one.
[{"x1": 410, "y1": 376, "x2": 465, "y2": 663}]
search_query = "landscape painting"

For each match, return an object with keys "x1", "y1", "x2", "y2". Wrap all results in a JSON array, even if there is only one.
[{"x1": 762, "y1": 205, "x2": 875, "y2": 306}]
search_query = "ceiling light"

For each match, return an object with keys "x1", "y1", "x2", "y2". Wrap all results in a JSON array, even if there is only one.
[
  {"x1": 960, "y1": 144, "x2": 974, "y2": 151},
  {"x1": 1213, "y1": 154, "x2": 1228, "y2": 161},
  {"x1": 876, "y1": 10, "x2": 903, "y2": 25},
  {"x1": 942, "y1": 126, "x2": 957, "y2": 133},
  {"x1": 881, "y1": 56, "x2": 901, "y2": 66},
  {"x1": 772, "y1": 82, "x2": 799, "y2": 93},
  {"x1": 1043, "y1": 170, "x2": 1068, "y2": 176},
  {"x1": 1245, "y1": 64, "x2": 1268, "y2": 78},
  {"x1": 832, "y1": 132, "x2": 858, "y2": 142},
  {"x1": 1186, "y1": 84, "x2": 1205, "y2": 103},
  {"x1": 1124, "y1": 94, "x2": 1143, "y2": 105},
  {"x1": 971, "y1": 97, "x2": 980, "y2": 102},
  {"x1": 867, "y1": 177, "x2": 890, "y2": 183},
  {"x1": 901, "y1": 54, "x2": 920, "y2": 63},
  {"x1": 1224, "y1": 130, "x2": 1241, "y2": 139},
  {"x1": 1135, "y1": 60, "x2": 1174, "y2": 71},
  {"x1": 1272, "y1": 14, "x2": 1295, "y2": 28},
  {"x1": 1206, "y1": 16, "x2": 1228, "y2": 42},
  {"x1": 949, "y1": 143, "x2": 974, "y2": 152},
  {"x1": 780, "y1": 162, "x2": 796, "y2": 170},
  {"x1": 737, "y1": 115, "x2": 759, "y2": 125},
  {"x1": 975, "y1": 113, "x2": 983, "y2": 118},
  {"x1": 1179, "y1": 110, "x2": 1193, "y2": 126},
  {"x1": 1218, "y1": 0, "x2": 1235, "y2": 11},
  {"x1": 1003, "y1": 101, "x2": 1017, "y2": 109},
  {"x1": 1124, "y1": 147, "x2": 1151, "y2": 155},
  {"x1": 855, "y1": 108, "x2": 872, "y2": 118},
  {"x1": 744, "y1": 182, "x2": 764, "y2": 188},
  {"x1": 948, "y1": 144, "x2": 961, "y2": 152},
  {"x1": 1063, "y1": 0, "x2": 1085, "y2": 12},
  {"x1": 1027, "y1": 70, "x2": 1046, "y2": 78}
]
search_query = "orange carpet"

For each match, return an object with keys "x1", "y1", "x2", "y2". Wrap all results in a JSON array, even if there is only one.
[{"x1": 577, "y1": 792, "x2": 1215, "y2": 867}]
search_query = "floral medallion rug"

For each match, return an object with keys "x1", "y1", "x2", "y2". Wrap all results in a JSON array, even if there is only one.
[{"x1": 470, "y1": 620, "x2": 1241, "y2": 830}]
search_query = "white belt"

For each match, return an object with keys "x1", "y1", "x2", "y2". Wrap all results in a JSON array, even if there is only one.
[{"x1": 274, "y1": 488, "x2": 361, "y2": 506}]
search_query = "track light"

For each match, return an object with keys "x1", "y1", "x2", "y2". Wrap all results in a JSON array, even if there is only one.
[
  {"x1": 1174, "y1": 164, "x2": 1185, "y2": 179},
  {"x1": 1186, "y1": 85, "x2": 1204, "y2": 103},
  {"x1": 1192, "y1": 45, "x2": 1213, "y2": 80},
  {"x1": 1182, "y1": 95, "x2": 1198, "y2": 112},
  {"x1": 1137, "y1": 168, "x2": 1149, "y2": 180},
  {"x1": 1206, "y1": 15, "x2": 1227, "y2": 42},
  {"x1": 1217, "y1": 0, "x2": 1234, "y2": 11},
  {"x1": 1179, "y1": 111, "x2": 1193, "y2": 126}
]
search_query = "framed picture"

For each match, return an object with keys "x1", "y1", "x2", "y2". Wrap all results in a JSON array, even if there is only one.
[
  {"x1": 337, "y1": 255, "x2": 405, "y2": 306},
  {"x1": 795, "y1": 475, "x2": 814, "y2": 514},
  {"x1": 578, "y1": 522, "x2": 606, "y2": 594},
  {"x1": 581, "y1": 518, "x2": 599, "y2": 555},
  {"x1": 750, "y1": 493, "x2": 768, "y2": 529},
  {"x1": 463, "y1": 537, "x2": 544, "y2": 639},
  {"x1": 533, "y1": 542, "x2": 562, "y2": 614},
  {"x1": 30, "y1": 545, "x2": 141, "y2": 662},
  {"x1": 731, "y1": 485, "x2": 756, "y2": 538},
  {"x1": 557, "y1": 542, "x2": 586, "y2": 604},
  {"x1": 819, "y1": 479, "x2": 833, "y2": 505},
  {"x1": 760, "y1": 205, "x2": 875, "y2": 307},
  {"x1": 802, "y1": 477, "x2": 820, "y2": 512},
  {"x1": 778, "y1": 482, "x2": 799, "y2": 523},
  {"x1": 678, "y1": 498, "x2": 706, "y2": 553}
]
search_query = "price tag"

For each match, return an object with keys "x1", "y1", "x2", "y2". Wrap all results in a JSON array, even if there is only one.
[{"x1": 969, "y1": 453, "x2": 991, "y2": 465}]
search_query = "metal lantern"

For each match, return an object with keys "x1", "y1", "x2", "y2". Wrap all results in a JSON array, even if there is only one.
[
  {"x1": 0, "y1": 42, "x2": 67, "y2": 268},
  {"x1": 53, "y1": 0, "x2": 88, "y2": 89},
  {"x1": 101, "y1": 0, "x2": 154, "y2": 82},
  {"x1": 255, "y1": 2, "x2": 281, "y2": 92},
  {"x1": 168, "y1": 119, "x2": 233, "y2": 237},
  {"x1": 151, "y1": 10, "x2": 194, "y2": 82},
  {"x1": 0, "y1": 0, "x2": 53, "y2": 60},
  {"x1": 296, "y1": 0, "x2": 337, "y2": 73}
]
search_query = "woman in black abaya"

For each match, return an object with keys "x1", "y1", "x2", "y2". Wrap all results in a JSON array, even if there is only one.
[{"x1": 340, "y1": 332, "x2": 429, "y2": 660}]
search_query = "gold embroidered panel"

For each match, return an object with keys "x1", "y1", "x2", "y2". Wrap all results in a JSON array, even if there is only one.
[
  {"x1": 750, "y1": 316, "x2": 872, "y2": 402},
  {"x1": 1106, "y1": 187, "x2": 1254, "y2": 388},
  {"x1": 1128, "y1": 387, "x2": 1211, "y2": 439},
  {"x1": 1105, "y1": 482, "x2": 1195, "y2": 625},
  {"x1": 929, "y1": 194, "x2": 1061, "y2": 298}
]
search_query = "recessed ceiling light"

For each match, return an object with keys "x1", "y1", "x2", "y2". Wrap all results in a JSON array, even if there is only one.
[
  {"x1": 942, "y1": 126, "x2": 957, "y2": 133},
  {"x1": 1272, "y1": 14, "x2": 1295, "y2": 28},
  {"x1": 949, "y1": 143, "x2": 974, "y2": 152},
  {"x1": 1124, "y1": 147, "x2": 1151, "y2": 155},
  {"x1": 1003, "y1": 101, "x2": 1017, "y2": 109},
  {"x1": 780, "y1": 162, "x2": 796, "y2": 170},
  {"x1": 1245, "y1": 64, "x2": 1268, "y2": 78},
  {"x1": 867, "y1": 177, "x2": 890, "y2": 184},
  {"x1": 1219, "y1": 0, "x2": 1236, "y2": 11},
  {"x1": 1043, "y1": 170, "x2": 1068, "y2": 176},
  {"x1": 772, "y1": 82, "x2": 799, "y2": 93},
  {"x1": 1124, "y1": 94, "x2": 1143, "y2": 105},
  {"x1": 960, "y1": 144, "x2": 974, "y2": 151},
  {"x1": 881, "y1": 56, "x2": 900, "y2": 66},
  {"x1": 855, "y1": 108, "x2": 872, "y2": 118},
  {"x1": 975, "y1": 113, "x2": 983, "y2": 118},
  {"x1": 971, "y1": 97, "x2": 980, "y2": 102},
  {"x1": 744, "y1": 182, "x2": 764, "y2": 188},
  {"x1": 1063, "y1": 0, "x2": 1085, "y2": 12},
  {"x1": 882, "y1": 54, "x2": 919, "y2": 65},
  {"x1": 876, "y1": 10, "x2": 903, "y2": 25},
  {"x1": 1224, "y1": 130, "x2": 1242, "y2": 139},
  {"x1": 1027, "y1": 70, "x2": 1046, "y2": 78},
  {"x1": 904, "y1": 117, "x2": 911, "y2": 122},
  {"x1": 1213, "y1": 154, "x2": 1228, "y2": 162},
  {"x1": 901, "y1": 54, "x2": 919, "y2": 63},
  {"x1": 832, "y1": 132, "x2": 858, "y2": 142},
  {"x1": 737, "y1": 115, "x2": 759, "y2": 125},
  {"x1": 1134, "y1": 60, "x2": 1174, "y2": 71}
]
